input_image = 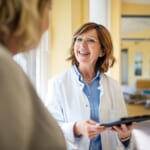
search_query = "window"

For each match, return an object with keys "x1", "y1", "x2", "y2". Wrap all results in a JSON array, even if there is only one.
[{"x1": 13, "y1": 31, "x2": 50, "y2": 102}]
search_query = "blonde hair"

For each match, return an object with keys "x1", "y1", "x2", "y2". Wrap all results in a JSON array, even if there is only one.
[{"x1": 0, "y1": 0, "x2": 51, "y2": 50}]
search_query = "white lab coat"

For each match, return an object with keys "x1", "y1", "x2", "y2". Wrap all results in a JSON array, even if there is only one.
[{"x1": 46, "y1": 67, "x2": 135, "y2": 150}]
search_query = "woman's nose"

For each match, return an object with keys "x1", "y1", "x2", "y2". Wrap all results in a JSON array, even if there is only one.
[{"x1": 80, "y1": 40, "x2": 88, "y2": 48}]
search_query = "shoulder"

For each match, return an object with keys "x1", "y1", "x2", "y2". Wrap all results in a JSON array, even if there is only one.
[
  {"x1": 0, "y1": 48, "x2": 24, "y2": 76},
  {"x1": 0, "y1": 48, "x2": 13, "y2": 68},
  {"x1": 49, "y1": 67, "x2": 74, "y2": 85},
  {"x1": 0, "y1": 49, "x2": 19, "y2": 79},
  {"x1": 0, "y1": 48, "x2": 33, "y2": 93},
  {"x1": 101, "y1": 73, "x2": 121, "y2": 89}
]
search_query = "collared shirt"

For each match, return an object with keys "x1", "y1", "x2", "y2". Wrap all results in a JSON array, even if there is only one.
[
  {"x1": 73, "y1": 65, "x2": 129, "y2": 149},
  {"x1": 73, "y1": 65, "x2": 102, "y2": 150}
]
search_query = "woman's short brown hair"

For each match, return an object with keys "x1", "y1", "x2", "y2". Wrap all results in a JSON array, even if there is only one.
[
  {"x1": 67, "y1": 22, "x2": 116, "y2": 73},
  {"x1": 0, "y1": 0, "x2": 51, "y2": 50}
]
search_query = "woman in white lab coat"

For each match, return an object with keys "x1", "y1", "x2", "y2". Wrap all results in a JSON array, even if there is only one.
[{"x1": 46, "y1": 22, "x2": 136, "y2": 150}]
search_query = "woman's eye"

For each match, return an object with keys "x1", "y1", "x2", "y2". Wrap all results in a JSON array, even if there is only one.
[
  {"x1": 76, "y1": 37, "x2": 97, "y2": 44},
  {"x1": 76, "y1": 38, "x2": 82, "y2": 42},
  {"x1": 87, "y1": 39, "x2": 96, "y2": 43}
]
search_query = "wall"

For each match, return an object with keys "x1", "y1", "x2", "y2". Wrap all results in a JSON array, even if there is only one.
[
  {"x1": 110, "y1": 0, "x2": 122, "y2": 82},
  {"x1": 121, "y1": 2, "x2": 150, "y2": 86},
  {"x1": 49, "y1": 0, "x2": 89, "y2": 77},
  {"x1": 122, "y1": 3, "x2": 150, "y2": 15}
]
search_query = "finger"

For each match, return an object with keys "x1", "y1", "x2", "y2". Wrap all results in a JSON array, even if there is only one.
[
  {"x1": 120, "y1": 124, "x2": 128, "y2": 132},
  {"x1": 114, "y1": 124, "x2": 128, "y2": 132},
  {"x1": 87, "y1": 119, "x2": 97, "y2": 125},
  {"x1": 112, "y1": 126, "x2": 125, "y2": 136},
  {"x1": 112, "y1": 125, "x2": 122, "y2": 132},
  {"x1": 128, "y1": 122, "x2": 137, "y2": 130},
  {"x1": 95, "y1": 125, "x2": 106, "y2": 129},
  {"x1": 114, "y1": 124, "x2": 133, "y2": 139},
  {"x1": 106, "y1": 127, "x2": 113, "y2": 130},
  {"x1": 89, "y1": 123, "x2": 105, "y2": 130},
  {"x1": 88, "y1": 132, "x2": 99, "y2": 139}
]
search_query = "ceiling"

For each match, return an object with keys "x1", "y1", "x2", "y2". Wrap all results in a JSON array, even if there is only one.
[{"x1": 121, "y1": 0, "x2": 150, "y2": 41}]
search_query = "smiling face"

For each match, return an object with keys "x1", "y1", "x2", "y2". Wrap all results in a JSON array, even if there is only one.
[
  {"x1": 68, "y1": 22, "x2": 115, "y2": 73},
  {"x1": 74, "y1": 29, "x2": 103, "y2": 68}
]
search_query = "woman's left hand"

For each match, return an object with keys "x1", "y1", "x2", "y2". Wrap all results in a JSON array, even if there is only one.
[{"x1": 111, "y1": 122, "x2": 137, "y2": 140}]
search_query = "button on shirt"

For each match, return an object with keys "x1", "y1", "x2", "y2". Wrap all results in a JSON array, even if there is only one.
[{"x1": 73, "y1": 65, "x2": 102, "y2": 150}]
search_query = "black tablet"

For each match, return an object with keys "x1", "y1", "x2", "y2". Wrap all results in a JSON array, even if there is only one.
[{"x1": 100, "y1": 115, "x2": 150, "y2": 127}]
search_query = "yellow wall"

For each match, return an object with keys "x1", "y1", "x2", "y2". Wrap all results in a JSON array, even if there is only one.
[
  {"x1": 121, "y1": 2, "x2": 150, "y2": 86},
  {"x1": 110, "y1": 0, "x2": 122, "y2": 82},
  {"x1": 49, "y1": 0, "x2": 89, "y2": 77},
  {"x1": 49, "y1": 0, "x2": 72, "y2": 77},
  {"x1": 122, "y1": 3, "x2": 150, "y2": 15}
]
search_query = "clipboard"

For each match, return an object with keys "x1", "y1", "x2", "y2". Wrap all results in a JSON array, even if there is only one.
[{"x1": 100, "y1": 115, "x2": 150, "y2": 127}]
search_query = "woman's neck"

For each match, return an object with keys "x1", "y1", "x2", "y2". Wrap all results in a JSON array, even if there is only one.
[{"x1": 78, "y1": 65, "x2": 95, "y2": 83}]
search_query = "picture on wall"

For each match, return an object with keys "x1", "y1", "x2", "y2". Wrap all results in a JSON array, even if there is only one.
[{"x1": 134, "y1": 52, "x2": 142, "y2": 76}]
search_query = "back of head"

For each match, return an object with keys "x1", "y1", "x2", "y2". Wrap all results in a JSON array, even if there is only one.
[{"x1": 0, "y1": 0, "x2": 51, "y2": 51}]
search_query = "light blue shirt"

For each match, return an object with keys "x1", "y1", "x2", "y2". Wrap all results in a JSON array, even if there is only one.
[{"x1": 73, "y1": 65, "x2": 102, "y2": 150}]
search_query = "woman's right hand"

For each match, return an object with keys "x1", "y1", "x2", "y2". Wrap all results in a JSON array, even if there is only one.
[{"x1": 73, "y1": 120, "x2": 106, "y2": 139}]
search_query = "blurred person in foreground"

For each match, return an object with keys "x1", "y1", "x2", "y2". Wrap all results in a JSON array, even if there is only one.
[
  {"x1": 46, "y1": 22, "x2": 136, "y2": 150},
  {"x1": 0, "y1": 0, "x2": 66, "y2": 149}
]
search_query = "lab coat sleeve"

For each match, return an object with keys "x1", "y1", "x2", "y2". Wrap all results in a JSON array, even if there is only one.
[{"x1": 45, "y1": 79, "x2": 79, "y2": 149}]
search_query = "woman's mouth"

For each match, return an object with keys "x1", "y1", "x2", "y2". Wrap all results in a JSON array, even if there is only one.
[{"x1": 79, "y1": 51, "x2": 90, "y2": 56}]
